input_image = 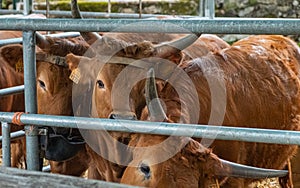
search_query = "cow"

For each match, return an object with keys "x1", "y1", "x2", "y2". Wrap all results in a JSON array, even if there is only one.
[
  {"x1": 119, "y1": 35, "x2": 300, "y2": 187},
  {"x1": 0, "y1": 30, "x2": 91, "y2": 176},
  {"x1": 0, "y1": 43, "x2": 25, "y2": 168},
  {"x1": 67, "y1": 1, "x2": 232, "y2": 181}
]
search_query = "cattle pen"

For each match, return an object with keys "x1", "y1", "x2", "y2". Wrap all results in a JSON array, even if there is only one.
[{"x1": 1, "y1": 0, "x2": 300, "y2": 187}]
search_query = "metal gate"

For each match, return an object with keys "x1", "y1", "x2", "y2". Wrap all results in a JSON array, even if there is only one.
[{"x1": 0, "y1": 0, "x2": 300, "y2": 186}]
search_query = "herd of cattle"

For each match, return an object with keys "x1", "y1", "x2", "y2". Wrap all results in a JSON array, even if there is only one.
[{"x1": 1, "y1": 0, "x2": 300, "y2": 187}]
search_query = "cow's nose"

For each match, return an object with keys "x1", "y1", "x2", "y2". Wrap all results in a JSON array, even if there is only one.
[{"x1": 109, "y1": 112, "x2": 137, "y2": 120}]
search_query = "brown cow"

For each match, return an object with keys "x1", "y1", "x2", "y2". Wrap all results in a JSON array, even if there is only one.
[
  {"x1": 68, "y1": 0, "x2": 287, "y2": 183},
  {"x1": 67, "y1": 0, "x2": 228, "y2": 181},
  {"x1": 122, "y1": 134, "x2": 288, "y2": 188},
  {"x1": 0, "y1": 43, "x2": 25, "y2": 168},
  {"x1": 120, "y1": 35, "x2": 300, "y2": 187},
  {"x1": 65, "y1": 31, "x2": 230, "y2": 182},
  {"x1": 0, "y1": 31, "x2": 91, "y2": 176}
]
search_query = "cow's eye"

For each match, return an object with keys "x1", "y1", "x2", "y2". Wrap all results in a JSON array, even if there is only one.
[
  {"x1": 139, "y1": 162, "x2": 151, "y2": 179},
  {"x1": 97, "y1": 80, "x2": 105, "y2": 89},
  {"x1": 38, "y1": 79, "x2": 46, "y2": 90}
]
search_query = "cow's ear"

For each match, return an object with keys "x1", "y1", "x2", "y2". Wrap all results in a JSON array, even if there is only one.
[
  {"x1": 0, "y1": 44, "x2": 23, "y2": 70},
  {"x1": 181, "y1": 139, "x2": 220, "y2": 174},
  {"x1": 66, "y1": 53, "x2": 90, "y2": 71}
]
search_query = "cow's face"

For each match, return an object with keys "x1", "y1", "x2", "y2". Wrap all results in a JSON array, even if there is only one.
[
  {"x1": 36, "y1": 61, "x2": 73, "y2": 117},
  {"x1": 121, "y1": 136, "x2": 221, "y2": 188}
]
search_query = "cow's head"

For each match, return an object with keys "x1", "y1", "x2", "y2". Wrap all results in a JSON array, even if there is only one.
[
  {"x1": 121, "y1": 136, "x2": 287, "y2": 187},
  {"x1": 35, "y1": 33, "x2": 89, "y2": 161},
  {"x1": 65, "y1": 33, "x2": 201, "y2": 120},
  {"x1": 68, "y1": 0, "x2": 202, "y2": 121},
  {"x1": 121, "y1": 135, "x2": 289, "y2": 187}
]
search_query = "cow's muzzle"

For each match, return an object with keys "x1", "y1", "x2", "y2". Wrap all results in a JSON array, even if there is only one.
[{"x1": 109, "y1": 111, "x2": 137, "y2": 120}]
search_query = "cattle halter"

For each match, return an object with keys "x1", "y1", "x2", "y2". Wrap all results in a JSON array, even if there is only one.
[{"x1": 36, "y1": 53, "x2": 68, "y2": 67}]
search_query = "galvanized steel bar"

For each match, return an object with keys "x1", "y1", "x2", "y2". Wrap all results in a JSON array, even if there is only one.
[
  {"x1": 0, "y1": 130, "x2": 25, "y2": 142},
  {"x1": 0, "y1": 32, "x2": 80, "y2": 46},
  {"x1": 108, "y1": 0, "x2": 111, "y2": 14},
  {"x1": 199, "y1": 0, "x2": 204, "y2": 16},
  {"x1": 1, "y1": 112, "x2": 300, "y2": 145},
  {"x1": 23, "y1": 31, "x2": 40, "y2": 171},
  {"x1": 1, "y1": 122, "x2": 11, "y2": 167},
  {"x1": 139, "y1": 0, "x2": 142, "y2": 18},
  {"x1": 0, "y1": 9, "x2": 23, "y2": 14},
  {"x1": 23, "y1": 0, "x2": 32, "y2": 15},
  {"x1": 0, "y1": 18, "x2": 299, "y2": 35},
  {"x1": 46, "y1": 0, "x2": 50, "y2": 18},
  {"x1": 0, "y1": 37, "x2": 23, "y2": 46},
  {"x1": 0, "y1": 85, "x2": 24, "y2": 96},
  {"x1": 206, "y1": 0, "x2": 215, "y2": 19}
]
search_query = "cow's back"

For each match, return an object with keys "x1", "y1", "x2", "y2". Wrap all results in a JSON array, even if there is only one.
[{"x1": 161, "y1": 35, "x2": 300, "y2": 186}]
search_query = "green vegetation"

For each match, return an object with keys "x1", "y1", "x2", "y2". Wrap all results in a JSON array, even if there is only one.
[
  {"x1": 35, "y1": 0, "x2": 199, "y2": 16},
  {"x1": 248, "y1": 0, "x2": 257, "y2": 6}
]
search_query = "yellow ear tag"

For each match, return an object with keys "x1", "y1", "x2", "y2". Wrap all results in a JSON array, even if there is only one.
[
  {"x1": 15, "y1": 59, "x2": 24, "y2": 73},
  {"x1": 69, "y1": 68, "x2": 81, "y2": 84}
]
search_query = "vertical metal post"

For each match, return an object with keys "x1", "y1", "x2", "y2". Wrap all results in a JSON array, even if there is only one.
[
  {"x1": 46, "y1": 0, "x2": 50, "y2": 18},
  {"x1": 1, "y1": 122, "x2": 11, "y2": 167},
  {"x1": 199, "y1": 0, "x2": 204, "y2": 17},
  {"x1": 205, "y1": 0, "x2": 215, "y2": 19},
  {"x1": 108, "y1": 0, "x2": 111, "y2": 14},
  {"x1": 139, "y1": 0, "x2": 142, "y2": 18},
  {"x1": 13, "y1": 0, "x2": 17, "y2": 10},
  {"x1": 23, "y1": 0, "x2": 32, "y2": 15},
  {"x1": 23, "y1": 31, "x2": 40, "y2": 171}
]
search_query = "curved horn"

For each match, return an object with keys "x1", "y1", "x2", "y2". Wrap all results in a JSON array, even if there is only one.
[
  {"x1": 145, "y1": 68, "x2": 167, "y2": 121},
  {"x1": 36, "y1": 32, "x2": 90, "y2": 57},
  {"x1": 217, "y1": 159, "x2": 288, "y2": 178},
  {"x1": 71, "y1": 0, "x2": 102, "y2": 45},
  {"x1": 154, "y1": 33, "x2": 201, "y2": 58},
  {"x1": 36, "y1": 32, "x2": 50, "y2": 51}
]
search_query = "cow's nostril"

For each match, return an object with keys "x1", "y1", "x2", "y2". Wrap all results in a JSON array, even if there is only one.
[{"x1": 139, "y1": 163, "x2": 151, "y2": 179}]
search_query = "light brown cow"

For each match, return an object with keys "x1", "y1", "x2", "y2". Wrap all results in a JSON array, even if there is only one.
[
  {"x1": 120, "y1": 35, "x2": 300, "y2": 187},
  {"x1": 65, "y1": 31, "x2": 231, "y2": 181}
]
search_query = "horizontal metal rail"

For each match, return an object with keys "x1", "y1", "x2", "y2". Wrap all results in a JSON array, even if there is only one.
[
  {"x1": 0, "y1": 130, "x2": 25, "y2": 142},
  {"x1": 1, "y1": 112, "x2": 300, "y2": 145},
  {"x1": 0, "y1": 18, "x2": 299, "y2": 34},
  {"x1": 0, "y1": 9, "x2": 195, "y2": 19},
  {"x1": 0, "y1": 32, "x2": 80, "y2": 46},
  {"x1": 0, "y1": 85, "x2": 24, "y2": 97}
]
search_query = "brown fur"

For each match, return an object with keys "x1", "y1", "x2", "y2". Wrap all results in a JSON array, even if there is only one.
[
  {"x1": 122, "y1": 135, "x2": 223, "y2": 188},
  {"x1": 0, "y1": 32, "x2": 90, "y2": 176},
  {"x1": 121, "y1": 35, "x2": 300, "y2": 187},
  {"x1": 65, "y1": 33, "x2": 229, "y2": 182}
]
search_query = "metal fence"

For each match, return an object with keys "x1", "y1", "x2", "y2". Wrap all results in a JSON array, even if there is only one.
[{"x1": 0, "y1": 0, "x2": 300, "y2": 186}]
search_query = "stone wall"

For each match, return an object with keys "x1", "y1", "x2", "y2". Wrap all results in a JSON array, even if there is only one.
[
  {"x1": 215, "y1": 0, "x2": 300, "y2": 18},
  {"x1": 32, "y1": 0, "x2": 300, "y2": 19}
]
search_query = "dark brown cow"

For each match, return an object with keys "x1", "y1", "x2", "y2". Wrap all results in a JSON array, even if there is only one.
[{"x1": 120, "y1": 35, "x2": 300, "y2": 187}]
